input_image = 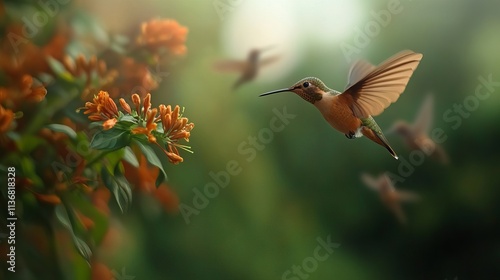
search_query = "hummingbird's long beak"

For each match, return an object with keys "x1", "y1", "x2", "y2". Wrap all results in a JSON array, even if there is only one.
[{"x1": 259, "y1": 88, "x2": 292, "y2": 97}]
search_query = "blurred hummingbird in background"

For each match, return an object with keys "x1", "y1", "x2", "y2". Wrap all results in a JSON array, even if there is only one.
[
  {"x1": 361, "y1": 173, "x2": 419, "y2": 224},
  {"x1": 214, "y1": 47, "x2": 280, "y2": 89},
  {"x1": 260, "y1": 50, "x2": 423, "y2": 159},
  {"x1": 388, "y1": 94, "x2": 449, "y2": 164}
]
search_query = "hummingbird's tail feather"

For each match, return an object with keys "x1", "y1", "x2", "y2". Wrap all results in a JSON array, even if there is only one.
[
  {"x1": 361, "y1": 126, "x2": 398, "y2": 160},
  {"x1": 361, "y1": 116, "x2": 398, "y2": 159}
]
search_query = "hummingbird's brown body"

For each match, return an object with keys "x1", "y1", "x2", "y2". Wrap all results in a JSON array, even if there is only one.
[
  {"x1": 317, "y1": 93, "x2": 390, "y2": 151},
  {"x1": 316, "y1": 94, "x2": 360, "y2": 133},
  {"x1": 260, "y1": 50, "x2": 423, "y2": 159}
]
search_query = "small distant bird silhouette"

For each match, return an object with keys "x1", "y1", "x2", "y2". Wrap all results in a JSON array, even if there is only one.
[
  {"x1": 389, "y1": 94, "x2": 449, "y2": 164},
  {"x1": 260, "y1": 50, "x2": 423, "y2": 159},
  {"x1": 361, "y1": 173, "x2": 419, "y2": 224},
  {"x1": 214, "y1": 47, "x2": 279, "y2": 89}
]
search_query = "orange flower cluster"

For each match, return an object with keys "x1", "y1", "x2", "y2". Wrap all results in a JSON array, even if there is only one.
[
  {"x1": 0, "y1": 75, "x2": 47, "y2": 111},
  {"x1": 158, "y1": 104, "x2": 194, "y2": 164},
  {"x1": 124, "y1": 93, "x2": 194, "y2": 164},
  {"x1": 115, "y1": 57, "x2": 158, "y2": 98},
  {"x1": 83, "y1": 91, "x2": 119, "y2": 130},
  {"x1": 136, "y1": 19, "x2": 188, "y2": 55},
  {"x1": 61, "y1": 55, "x2": 119, "y2": 100},
  {"x1": 0, "y1": 27, "x2": 68, "y2": 78},
  {"x1": 83, "y1": 91, "x2": 193, "y2": 164},
  {"x1": 0, "y1": 26, "x2": 60, "y2": 135}
]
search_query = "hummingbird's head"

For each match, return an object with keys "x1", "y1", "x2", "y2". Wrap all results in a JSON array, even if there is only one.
[
  {"x1": 259, "y1": 77, "x2": 329, "y2": 104},
  {"x1": 249, "y1": 49, "x2": 260, "y2": 61}
]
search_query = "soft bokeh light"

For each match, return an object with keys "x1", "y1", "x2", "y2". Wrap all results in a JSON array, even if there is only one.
[
  {"x1": 294, "y1": 0, "x2": 362, "y2": 43},
  {"x1": 221, "y1": 0, "x2": 299, "y2": 82}
]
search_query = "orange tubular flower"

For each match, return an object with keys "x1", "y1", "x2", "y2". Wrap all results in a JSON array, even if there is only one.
[
  {"x1": 143, "y1": 93, "x2": 151, "y2": 116},
  {"x1": 131, "y1": 93, "x2": 141, "y2": 114},
  {"x1": 103, "y1": 118, "x2": 118, "y2": 130},
  {"x1": 131, "y1": 108, "x2": 158, "y2": 142},
  {"x1": 136, "y1": 19, "x2": 188, "y2": 55},
  {"x1": 119, "y1": 98, "x2": 131, "y2": 114}
]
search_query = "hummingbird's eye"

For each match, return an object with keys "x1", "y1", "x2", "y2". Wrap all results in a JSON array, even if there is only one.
[{"x1": 303, "y1": 82, "x2": 310, "y2": 88}]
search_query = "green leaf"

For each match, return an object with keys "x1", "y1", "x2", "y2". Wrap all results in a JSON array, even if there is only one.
[
  {"x1": 119, "y1": 115, "x2": 137, "y2": 123},
  {"x1": 19, "y1": 157, "x2": 43, "y2": 187},
  {"x1": 103, "y1": 148, "x2": 125, "y2": 176},
  {"x1": 90, "y1": 128, "x2": 130, "y2": 150},
  {"x1": 47, "y1": 56, "x2": 74, "y2": 81},
  {"x1": 73, "y1": 237, "x2": 92, "y2": 264},
  {"x1": 55, "y1": 204, "x2": 72, "y2": 228},
  {"x1": 88, "y1": 121, "x2": 104, "y2": 130},
  {"x1": 123, "y1": 147, "x2": 139, "y2": 167},
  {"x1": 132, "y1": 139, "x2": 168, "y2": 186},
  {"x1": 15, "y1": 134, "x2": 43, "y2": 154},
  {"x1": 101, "y1": 166, "x2": 132, "y2": 213},
  {"x1": 55, "y1": 204, "x2": 92, "y2": 263},
  {"x1": 46, "y1": 124, "x2": 77, "y2": 140},
  {"x1": 114, "y1": 168, "x2": 133, "y2": 210}
]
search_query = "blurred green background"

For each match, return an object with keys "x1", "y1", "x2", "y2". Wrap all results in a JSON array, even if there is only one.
[{"x1": 10, "y1": 0, "x2": 500, "y2": 279}]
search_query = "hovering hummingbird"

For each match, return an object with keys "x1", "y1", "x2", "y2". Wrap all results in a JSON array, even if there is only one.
[
  {"x1": 214, "y1": 47, "x2": 280, "y2": 89},
  {"x1": 260, "y1": 50, "x2": 423, "y2": 159},
  {"x1": 361, "y1": 173, "x2": 419, "y2": 224},
  {"x1": 388, "y1": 94, "x2": 449, "y2": 164}
]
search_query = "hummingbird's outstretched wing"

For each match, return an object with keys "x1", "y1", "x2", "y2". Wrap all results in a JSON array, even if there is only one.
[
  {"x1": 345, "y1": 60, "x2": 376, "y2": 89},
  {"x1": 259, "y1": 55, "x2": 280, "y2": 67},
  {"x1": 341, "y1": 50, "x2": 423, "y2": 118},
  {"x1": 213, "y1": 60, "x2": 247, "y2": 73},
  {"x1": 412, "y1": 94, "x2": 434, "y2": 135}
]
